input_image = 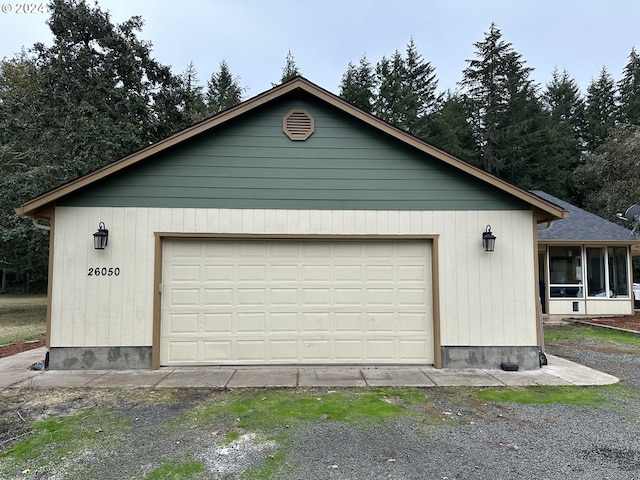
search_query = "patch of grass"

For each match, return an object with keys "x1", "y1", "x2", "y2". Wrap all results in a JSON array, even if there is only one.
[
  {"x1": 475, "y1": 385, "x2": 608, "y2": 406},
  {"x1": 0, "y1": 408, "x2": 130, "y2": 474},
  {"x1": 0, "y1": 294, "x2": 47, "y2": 345},
  {"x1": 143, "y1": 459, "x2": 207, "y2": 480},
  {"x1": 181, "y1": 389, "x2": 423, "y2": 435},
  {"x1": 222, "y1": 430, "x2": 241, "y2": 444},
  {"x1": 545, "y1": 324, "x2": 640, "y2": 348}
]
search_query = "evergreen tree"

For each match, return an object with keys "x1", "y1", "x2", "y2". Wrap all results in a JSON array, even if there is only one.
[
  {"x1": 618, "y1": 48, "x2": 640, "y2": 125},
  {"x1": 459, "y1": 23, "x2": 553, "y2": 191},
  {"x1": 279, "y1": 50, "x2": 301, "y2": 84},
  {"x1": 179, "y1": 62, "x2": 207, "y2": 124},
  {"x1": 403, "y1": 37, "x2": 441, "y2": 137},
  {"x1": 372, "y1": 39, "x2": 441, "y2": 136},
  {"x1": 339, "y1": 55, "x2": 375, "y2": 113},
  {"x1": 584, "y1": 67, "x2": 618, "y2": 152},
  {"x1": 374, "y1": 51, "x2": 408, "y2": 127},
  {"x1": 425, "y1": 91, "x2": 478, "y2": 165},
  {"x1": 206, "y1": 60, "x2": 245, "y2": 114},
  {"x1": 542, "y1": 68, "x2": 586, "y2": 201}
]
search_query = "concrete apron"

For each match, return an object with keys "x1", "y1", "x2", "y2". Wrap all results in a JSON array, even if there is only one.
[{"x1": 0, "y1": 347, "x2": 619, "y2": 391}]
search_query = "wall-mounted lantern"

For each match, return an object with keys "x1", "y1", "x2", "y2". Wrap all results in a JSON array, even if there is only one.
[
  {"x1": 482, "y1": 225, "x2": 496, "y2": 252},
  {"x1": 93, "y1": 222, "x2": 109, "y2": 250}
]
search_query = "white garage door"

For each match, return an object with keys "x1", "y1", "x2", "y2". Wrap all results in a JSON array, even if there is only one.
[{"x1": 160, "y1": 239, "x2": 433, "y2": 366}]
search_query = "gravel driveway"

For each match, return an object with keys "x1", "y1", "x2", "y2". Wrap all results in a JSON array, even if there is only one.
[{"x1": 1, "y1": 326, "x2": 639, "y2": 479}]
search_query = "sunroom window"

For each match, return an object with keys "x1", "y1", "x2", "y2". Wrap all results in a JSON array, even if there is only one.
[
  {"x1": 549, "y1": 246, "x2": 583, "y2": 298},
  {"x1": 608, "y1": 246, "x2": 629, "y2": 298}
]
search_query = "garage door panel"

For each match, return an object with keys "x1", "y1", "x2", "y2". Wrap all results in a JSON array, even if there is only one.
[
  {"x1": 161, "y1": 239, "x2": 433, "y2": 366},
  {"x1": 398, "y1": 313, "x2": 428, "y2": 332},
  {"x1": 334, "y1": 312, "x2": 363, "y2": 332},
  {"x1": 202, "y1": 341, "x2": 231, "y2": 361},
  {"x1": 335, "y1": 340, "x2": 364, "y2": 361},
  {"x1": 237, "y1": 288, "x2": 267, "y2": 305},
  {"x1": 204, "y1": 288, "x2": 233, "y2": 306},
  {"x1": 334, "y1": 265, "x2": 362, "y2": 281},
  {"x1": 170, "y1": 289, "x2": 200, "y2": 306},
  {"x1": 203, "y1": 313, "x2": 232, "y2": 333},
  {"x1": 366, "y1": 312, "x2": 395, "y2": 333},
  {"x1": 237, "y1": 340, "x2": 265, "y2": 361},
  {"x1": 398, "y1": 288, "x2": 427, "y2": 305},
  {"x1": 203, "y1": 265, "x2": 233, "y2": 282},
  {"x1": 270, "y1": 288, "x2": 298, "y2": 305},
  {"x1": 334, "y1": 288, "x2": 361, "y2": 306},
  {"x1": 269, "y1": 313, "x2": 298, "y2": 332},
  {"x1": 270, "y1": 340, "x2": 297, "y2": 361},
  {"x1": 271, "y1": 265, "x2": 298, "y2": 282},
  {"x1": 170, "y1": 265, "x2": 201, "y2": 282},
  {"x1": 302, "y1": 288, "x2": 331, "y2": 305},
  {"x1": 236, "y1": 313, "x2": 265, "y2": 333},
  {"x1": 301, "y1": 312, "x2": 331, "y2": 333},
  {"x1": 167, "y1": 313, "x2": 199, "y2": 334},
  {"x1": 366, "y1": 289, "x2": 394, "y2": 305},
  {"x1": 168, "y1": 341, "x2": 199, "y2": 363},
  {"x1": 301, "y1": 339, "x2": 331, "y2": 361}
]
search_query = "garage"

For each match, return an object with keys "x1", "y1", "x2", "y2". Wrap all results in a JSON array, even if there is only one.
[{"x1": 160, "y1": 238, "x2": 434, "y2": 366}]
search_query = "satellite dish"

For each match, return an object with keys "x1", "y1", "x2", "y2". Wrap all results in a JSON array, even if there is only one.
[
  {"x1": 617, "y1": 204, "x2": 640, "y2": 238},
  {"x1": 622, "y1": 204, "x2": 640, "y2": 222}
]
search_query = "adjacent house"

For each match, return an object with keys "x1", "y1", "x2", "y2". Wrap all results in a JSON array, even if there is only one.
[
  {"x1": 534, "y1": 190, "x2": 640, "y2": 317},
  {"x1": 16, "y1": 77, "x2": 565, "y2": 371}
]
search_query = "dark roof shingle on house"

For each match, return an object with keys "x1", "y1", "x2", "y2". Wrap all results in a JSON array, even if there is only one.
[{"x1": 533, "y1": 190, "x2": 635, "y2": 241}]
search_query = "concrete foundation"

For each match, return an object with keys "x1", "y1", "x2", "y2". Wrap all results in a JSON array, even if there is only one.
[
  {"x1": 48, "y1": 346, "x2": 152, "y2": 370},
  {"x1": 441, "y1": 346, "x2": 541, "y2": 370}
]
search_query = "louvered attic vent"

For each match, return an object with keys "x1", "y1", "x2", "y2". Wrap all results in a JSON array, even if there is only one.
[{"x1": 283, "y1": 109, "x2": 314, "y2": 140}]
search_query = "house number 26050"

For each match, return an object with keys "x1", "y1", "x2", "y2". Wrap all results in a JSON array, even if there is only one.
[{"x1": 88, "y1": 267, "x2": 121, "y2": 277}]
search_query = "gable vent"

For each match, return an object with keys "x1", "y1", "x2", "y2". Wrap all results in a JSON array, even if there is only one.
[{"x1": 283, "y1": 109, "x2": 314, "y2": 141}]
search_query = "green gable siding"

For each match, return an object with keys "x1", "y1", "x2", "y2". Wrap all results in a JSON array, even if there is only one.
[{"x1": 60, "y1": 95, "x2": 529, "y2": 211}]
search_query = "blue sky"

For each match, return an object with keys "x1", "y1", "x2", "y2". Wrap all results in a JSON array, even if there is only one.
[{"x1": 1, "y1": 0, "x2": 638, "y2": 97}]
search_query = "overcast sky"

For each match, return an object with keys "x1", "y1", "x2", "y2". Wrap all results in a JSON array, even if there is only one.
[{"x1": 1, "y1": 0, "x2": 639, "y2": 98}]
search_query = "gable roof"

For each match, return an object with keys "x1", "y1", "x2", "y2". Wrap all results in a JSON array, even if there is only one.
[
  {"x1": 533, "y1": 191, "x2": 640, "y2": 253},
  {"x1": 16, "y1": 77, "x2": 566, "y2": 221}
]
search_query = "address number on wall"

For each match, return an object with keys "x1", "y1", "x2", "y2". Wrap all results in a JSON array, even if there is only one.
[{"x1": 88, "y1": 267, "x2": 121, "y2": 277}]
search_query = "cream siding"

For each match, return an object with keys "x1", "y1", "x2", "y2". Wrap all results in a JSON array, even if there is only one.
[
  {"x1": 51, "y1": 206, "x2": 537, "y2": 350},
  {"x1": 547, "y1": 299, "x2": 633, "y2": 316}
]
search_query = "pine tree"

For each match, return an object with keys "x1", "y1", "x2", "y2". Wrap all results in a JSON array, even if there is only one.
[
  {"x1": 339, "y1": 55, "x2": 375, "y2": 113},
  {"x1": 206, "y1": 60, "x2": 244, "y2": 114},
  {"x1": 459, "y1": 22, "x2": 552, "y2": 191},
  {"x1": 278, "y1": 50, "x2": 301, "y2": 84},
  {"x1": 584, "y1": 67, "x2": 618, "y2": 152},
  {"x1": 425, "y1": 91, "x2": 478, "y2": 165},
  {"x1": 542, "y1": 68, "x2": 586, "y2": 200},
  {"x1": 372, "y1": 39, "x2": 441, "y2": 136},
  {"x1": 374, "y1": 51, "x2": 408, "y2": 127},
  {"x1": 179, "y1": 62, "x2": 207, "y2": 124},
  {"x1": 618, "y1": 48, "x2": 640, "y2": 125}
]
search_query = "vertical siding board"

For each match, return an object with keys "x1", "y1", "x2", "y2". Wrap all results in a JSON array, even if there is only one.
[
  {"x1": 442, "y1": 212, "x2": 459, "y2": 344},
  {"x1": 195, "y1": 208, "x2": 208, "y2": 232},
  {"x1": 252, "y1": 209, "x2": 265, "y2": 233},
  {"x1": 455, "y1": 211, "x2": 472, "y2": 345},
  {"x1": 120, "y1": 208, "x2": 140, "y2": 344},
  {"x1": 134, "y1": 208, "x2": 151, "y2": 344},
  {"x1": 332, "y1": 210, "x2": 344, "y2": 234},
  {"x1": 108, "y1": 207, "x2": 125, "y2": 345},
  {"x1": 183, "y1": 208, "x2": 196, "y2": 231}
]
